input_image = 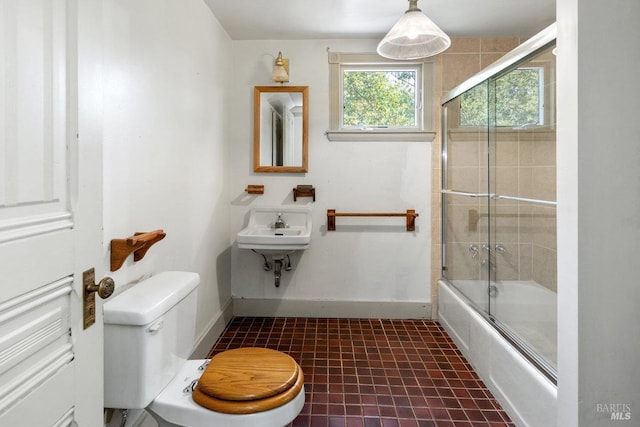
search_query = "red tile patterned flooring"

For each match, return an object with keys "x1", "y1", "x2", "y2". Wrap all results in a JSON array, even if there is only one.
[{"x1": 208, "y1": 317, "x2": 515, "y2": 427}]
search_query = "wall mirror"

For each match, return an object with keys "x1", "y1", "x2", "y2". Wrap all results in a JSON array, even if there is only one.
[{"x1": 254, "y1": 86, "x2": 308, "y2": 173}]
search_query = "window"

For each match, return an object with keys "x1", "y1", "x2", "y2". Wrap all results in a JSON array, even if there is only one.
[
  {"x1": 460, "y1": 66, "x2": 545, "y2": 128},
  {"x1": 342, "y1": 66, "x2": 419, "y2": 129},
  {"x1": 327, "y1": 52, "x2": 435, "y2": 142}
]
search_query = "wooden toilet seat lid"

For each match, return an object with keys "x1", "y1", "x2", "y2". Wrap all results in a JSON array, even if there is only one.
[{"x1": 193, "y1": 347, "x2": 304, "y2": 414}]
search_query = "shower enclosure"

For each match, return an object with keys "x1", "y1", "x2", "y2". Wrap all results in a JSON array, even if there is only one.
[{"x1": 440, "y1": 24, "x2": 557, "y2": 388}]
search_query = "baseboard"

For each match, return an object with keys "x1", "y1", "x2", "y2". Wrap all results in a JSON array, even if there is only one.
[
  {"x1": 190, "y1": 299, "x2": 234, "y2": 359},
  {"x1": 232, "y1": 298, "x2": 431, "y2": 319},
  {"x1": 188, "y1": 298, "x2": 431, "y2": 359}
]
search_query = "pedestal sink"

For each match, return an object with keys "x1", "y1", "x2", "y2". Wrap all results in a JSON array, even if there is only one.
[{"x1": 237, "y1": 207, "x2": 312, "y2": 287}]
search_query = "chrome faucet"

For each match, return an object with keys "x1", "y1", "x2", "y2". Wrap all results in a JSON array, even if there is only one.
[
  {"x1": 468, "y1": 244, "x2": 479, "y2": 259},
  {"x1": 273, "y1": 213, "x2": 286, "y2": 229}
]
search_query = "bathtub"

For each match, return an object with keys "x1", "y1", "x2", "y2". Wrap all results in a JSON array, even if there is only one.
[
  {"x1": 438, "y1": 279, "x2": 557, "y2": 427},
  {"x1": 451, "y1": 279, "x2": 557, "y2": 369}
]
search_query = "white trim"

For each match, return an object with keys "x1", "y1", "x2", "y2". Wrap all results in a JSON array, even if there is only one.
[
  {"x1": 328, "y1": 52, "x2": 436, "y2": 142},
  {"x1": 52, "y1": 408, "x2": 75, "y2": 427},
  {"x1": 232, "y1": 298, "x2": 431, "y2": 319},
  {"x1": 0, "y1": 211, "x2": 73, "y2": 244},
  {"x1": 0, "y1": 343, "x2": 74, "y2": 412},
  {"x1": 0, "y1": 277, "x2": 73, "y2": 389},
  {"x1": 0, "y1": 276, "x2": 73, "y2": 321},
  {"x1": 326, "y1": 130, "x2": 435, "y2": 142}
]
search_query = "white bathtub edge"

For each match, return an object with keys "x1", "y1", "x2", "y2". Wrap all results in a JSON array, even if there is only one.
[{"x1": 438, "y1": 280, "x2": 557, "y2": 427}]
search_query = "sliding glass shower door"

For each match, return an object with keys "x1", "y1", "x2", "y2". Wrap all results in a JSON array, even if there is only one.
[
  {"x1": 441, "y1": 81, "x2": 491, "y2": 313},
  {"x1": 442, "y1": 39, "x2": 557, "y2": 378}
]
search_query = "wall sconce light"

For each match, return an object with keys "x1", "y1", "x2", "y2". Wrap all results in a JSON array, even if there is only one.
[{"x1": 271, "y1": 52, "x2": 289, "y2": 83}]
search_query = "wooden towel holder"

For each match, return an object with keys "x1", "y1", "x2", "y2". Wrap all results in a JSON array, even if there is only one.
[
  {"x1": 110, "y1": 229, "x2": 166, "y2": 271},
  {"x1": 327, "y1": 210, "x2": 419, "y2": 232},
  {"x1": 293, "y1": 185, "x2": 315, "y2": 202},
  {"x1": 245, "y1": 185, "x2": 264, "y2": 195}
]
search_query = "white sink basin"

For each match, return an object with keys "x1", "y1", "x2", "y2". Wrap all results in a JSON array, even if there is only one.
[{"x1": 237, "y1": 207, "x2": 312, "y2": 254}]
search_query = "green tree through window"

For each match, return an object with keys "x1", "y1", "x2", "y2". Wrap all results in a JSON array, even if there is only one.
[
  {"x1": 343, "y1": 70, "x2": 417, "y2": 128},
  {"x1": 460, "y1": 83, "x2": 488, "y2": 127},
  {"x1": 460, "y1": 67, "x2": 543, "y2": 127}
]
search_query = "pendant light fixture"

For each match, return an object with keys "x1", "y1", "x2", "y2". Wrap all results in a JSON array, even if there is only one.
[{"x1": 377, "y1": 0, "x2": 451, "y2": 60}]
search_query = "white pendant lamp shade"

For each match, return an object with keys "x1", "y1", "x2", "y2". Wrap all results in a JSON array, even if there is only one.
[{"x1": 377, "y1": 0, "x2": 451, "y2": 60}]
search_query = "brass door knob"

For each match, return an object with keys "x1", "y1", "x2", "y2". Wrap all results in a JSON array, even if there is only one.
[{"x1": 86, "y1": 276, "x2": 115, "y2": 299}]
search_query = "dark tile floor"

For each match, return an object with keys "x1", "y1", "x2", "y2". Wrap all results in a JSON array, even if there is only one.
[{"x1": 208, "y1": 317, "x2": 515, "y2": 427}]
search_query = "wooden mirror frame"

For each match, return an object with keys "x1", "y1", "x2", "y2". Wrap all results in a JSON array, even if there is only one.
[{"x1": 253, "y1": 86, "x2": 309, "y2": 173}]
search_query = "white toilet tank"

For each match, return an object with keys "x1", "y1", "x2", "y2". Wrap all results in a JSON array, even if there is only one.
[{"x1": 103, "y1": 271, "x2": 200, "y2": 409}]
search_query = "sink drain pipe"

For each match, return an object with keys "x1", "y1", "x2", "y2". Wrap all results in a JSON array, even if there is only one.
[
  {"x1": 274, "y1": 259, "x2": 283, "y2": 287},
  {"x1": 252, "y1": 251, "x2": 293, "y2": 287}
]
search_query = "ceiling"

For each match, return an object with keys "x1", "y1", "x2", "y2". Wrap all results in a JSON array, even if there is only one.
[{"x1": 202, "y1": 0, "x2": 556, "y2": 41}]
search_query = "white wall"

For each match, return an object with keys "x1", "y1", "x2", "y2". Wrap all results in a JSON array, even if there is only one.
[
  {"x1": 95, "y1": 0, "x2": 640, "y2": 423},
  {"x1": 101, "y1": 0, "x2": 233, "y2": 348},
  {"x1": 557, "y1": 0, "x2": 640, "y2": 425},
  {"x1": 228, "y1": 40, "x2": 432, "y2": 316}
]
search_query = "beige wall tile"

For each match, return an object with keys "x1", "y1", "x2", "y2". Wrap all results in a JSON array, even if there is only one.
[
  {"x1": 495, "y1": 243, "x2": 520, "y2": 281},
  {"x1": 448, "y1": 137, "x2": 482, "y2": 167},
  {"x1": 531, "y1": 206, "x2": 557, "y2": 250},
  {"x1": 532, "y1": 136, "x2": 556, "y2": 167},
  {"x1": 494, "y1": 166, "x2": 519, "y2": 196},
  {"x1": 481, "y1": 38, "x2": 521, "y2": 53},
  {"x1": 532, "y1": 166, "x2": 556, "y2": 201},
  {"x1": 447, "y1": 38, "x2": 481, "y2": 53},
  {"x1": 481, "y1": 53, "x2": 504, "y2": 69},
  {"x1": 492, "y1": 204, "x2": 521, "y2": 244},
  {"x1": 431, "y1": 243, "x2": 442, "y2": 282},
  {"x1": 446, "y1": 166, "x2": 482, "y2": 194},
  {"x1": 518, "y1": 243, "x2": 533, "y2": 280},
  {"x1": 518, "y1": 138, "x2": 534, "y2": 167},
  {"x1": 432, "y1": 136, "x2": 442, "y2": 171},
  {"x1": 518, "y1": 166, "x2": 534, "y2": 199},
  {"x1": 446, "y1": 203, "x2": 483, "y2": 242},
  {"x1": 431, "y1": 205, "x2": 442, "y2": 245},
  {"x1": 517, "y1": 205, "x2": 534, "y2": 245},
  {"x1": 444, "y1": 241, "x2": 482, "y2": 280},
  {"x1": 532, "y1": 246, "x2": 557, "y2": 292},
  {"x1": 442, "y1": 53, "x2": 481, "y2": 91},
  {"x1": 494, "y1": 135, "x2": 519, "y2": 166}
]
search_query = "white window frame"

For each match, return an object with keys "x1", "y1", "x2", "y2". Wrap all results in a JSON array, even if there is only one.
[
  {"x1": 327, "y1": 52, "x2": 436, "y2": 142},
  {"x1": 458, "y1": 63, "x2": 550, "y2": 129}
]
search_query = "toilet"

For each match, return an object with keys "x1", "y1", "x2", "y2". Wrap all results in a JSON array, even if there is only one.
[{"x1": 103, "y1": 271, "x2": 305, "y2": 427}]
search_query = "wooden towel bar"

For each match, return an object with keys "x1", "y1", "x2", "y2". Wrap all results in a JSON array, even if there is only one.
[{"x1": 326, "y1": 209, "x2": 419, "y2": 231}]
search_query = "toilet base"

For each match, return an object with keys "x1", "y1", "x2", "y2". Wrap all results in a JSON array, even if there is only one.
[{"x1": 147, "y1": 359, "x2": 305, "y2": 427}]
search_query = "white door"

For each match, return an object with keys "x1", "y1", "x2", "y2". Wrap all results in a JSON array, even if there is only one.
[{"x1": 0, "y1": 0, "x2": 106, "y2": 425}]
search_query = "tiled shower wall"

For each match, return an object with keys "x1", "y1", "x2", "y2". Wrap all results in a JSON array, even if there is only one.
[
  {"x1": 493, "y1": 127, "x2": 557, "y2": 289},
  {"x1": 432, "y1": 38, "x2": 524, "y2": 316},
  {"x1": 491, "y1": 48, "x2": 557, "y2": 291},
  {"x1": 434, "y1": 39, "x2": 557, "y2": 294}
]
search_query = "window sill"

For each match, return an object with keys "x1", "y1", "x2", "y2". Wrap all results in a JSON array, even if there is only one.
[{"x1": 325, "y1": 130, "x2": 436, "y2": 142}]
